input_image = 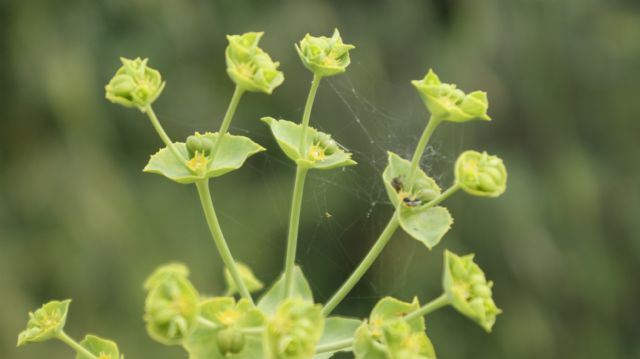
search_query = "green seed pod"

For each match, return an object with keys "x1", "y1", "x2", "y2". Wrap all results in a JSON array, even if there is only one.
[
  {"x1": 216, "y1": 328, "x2": 245, "y2": 355},
  {"x1": 455, "y1": 150, "x2": 507, "y2": 197},
  {"x1": 186, "y1": 135, "x2": 203, "y2": 158},
  {"x1": 226, "y1": 32, "x2": 284, "y2": 94},
  {"x1": 105, "y1": 57, "x2": 165, "y2": 111},
  {"x1": 143, "y1": 263, "x2": 200, "y2": 345},
  {"x1": 295, "y1": 29, "x2": 355, "y2": 77},
  {"x1": 265, "y1": 298, "x2": 323, "y2": 359},
  {"x1": 17, "y1": 300, "x2": 71, "y2": 346},
  {"x1": 442, "y1": 250, "x2": 502, "y2": 332},
  {"x1": 412, "y1": 69, "x2": 491, "y2": 122}
]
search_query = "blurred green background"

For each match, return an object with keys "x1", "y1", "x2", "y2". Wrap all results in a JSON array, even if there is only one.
[{"x1": 2, "y1": 0, "x2": 639, "y2": 358}]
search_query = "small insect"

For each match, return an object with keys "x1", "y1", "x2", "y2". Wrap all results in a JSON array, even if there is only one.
[
  {"x1": 324, "y1": 212, "x2": 333, "y2": 219},
  {"x1": 391, "y1": 176, "x2": 404, "y2": 192},
  {"x1": 402, "y1": 197, "x2": 422, "y2": 207}
]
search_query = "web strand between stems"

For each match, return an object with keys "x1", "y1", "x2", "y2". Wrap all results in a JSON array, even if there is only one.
[
  {"x1": 57, "y1": 332, "x2": 98, "y2": 359},
  {"x1": 195, "y1": 180, "x2": 254, "y2": 304}
]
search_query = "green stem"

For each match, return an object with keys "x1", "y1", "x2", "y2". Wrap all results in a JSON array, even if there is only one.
[
  {"x1": 57, "y1": 331, "x2": 98, "y2": 359},
  {"x1": 299, "y1": 74, "x2": 322, "y2": 155},
  {"x1": 195, "y1": 179, "x2": 254, "y2": 304},
  {"x1": 322, "y1": 213, "x2": 401, "y2": 315},
  {"x1": 211, "y1": 85, "x2": 245, "y2": 159},
  {"x1": 407, "y1": 115, "x2": 442, "y2": 188},
  {"x1": 404, "y1": 293, "x2": 449, "y2": 322},
  {"x1": 283, "y1": 166, "x2": 309, "y2": 298},
  {"x1": 429, "y1": 183, "x2": 461, "y2": 207},
  {"x1": 316, "y1": 338, "x2": 354, "y2": 354},
  {"x1": 145, "y1": 106, "x2": 187, "y2": 166}
]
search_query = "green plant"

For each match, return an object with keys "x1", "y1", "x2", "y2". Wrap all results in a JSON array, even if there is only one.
[{"x1": 17, "y1": 29, "x2": 507, "y2": 359}]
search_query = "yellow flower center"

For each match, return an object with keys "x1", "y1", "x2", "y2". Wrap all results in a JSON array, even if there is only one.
[
  {"x1": 217, "y1": 309, "x2": 241, "y2": 326},
  {"x1": 308, "y1": 145, "x2": 326, "y2": 161},
  {"x1": 187, "y1": 152, "x2": 209, "y2": 172}
]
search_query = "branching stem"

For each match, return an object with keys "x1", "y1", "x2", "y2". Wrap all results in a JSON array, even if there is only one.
[
  {"x1": 283, "y1": 166, "x2": 309, "y2": 298},
  {"x1": 57, "y1": 331, "x2": 98, "y2": 359},
  {"x1": 404, "y1": 293, "x2": 449, "y2": 322},
  {"x1": 211, "y1": 85, "x2": 245, "y2": 159},
  {"x1": 315, "y1": 338, "x2": 353, "y2": 354},
  {"x1": 299, "y1": 74, "x2": 322, "y2": 154},
  {"x1": 145, "y1": 106, "x2": 187, "y2": 167}
]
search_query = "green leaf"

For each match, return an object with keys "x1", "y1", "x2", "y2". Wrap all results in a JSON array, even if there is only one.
[
  {"x1": 261, "y1": 117, "x2": 356, "y2": 170},
  {"x1": 370, "y1": 297, "x2": 424, "y2": 333},
  {"x1": 183, "y1": 298, "x2": 265, "y2": 359},
  {"x1": 382, "y1": 152, "x2": 440, "y2": 207},
  {"x1": 314, "y1": 317, "x2": 361, "y2": 359},
  {"x1": 17, "y1": 299, "x2": 71, "y2": 346},
  {"x1": 398, "y1": 206, "x2": 453, "y2": 250},
  {"x1": 257, "y1": 266, "x2": 314, "y2": 316},
  {"x1": 75, "y1": 335, "x2": 121, "y2": 359},
  {"x1": 224, "y1": 262, "x2": 264, "y2": 295},
  {"x1": 143, "y1": 133, "x2": 265, "y2": 184}
]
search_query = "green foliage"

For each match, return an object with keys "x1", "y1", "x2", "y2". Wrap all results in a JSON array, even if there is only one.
[
  {"x1": 17, "y1": 300, "x2": 71, "y2": 346},
  {"x1": 443, "y1": 251, "x2": 501, "y2": 332},
  {"x1": 18, "y1": 27, "x2": 508, "y2": 359},
  {"x1": 105, "y1": 57, "x2": 165, "y2": 111},
  {"x1": 295, "y1": 29, "x2": 355, "y2": 77}
]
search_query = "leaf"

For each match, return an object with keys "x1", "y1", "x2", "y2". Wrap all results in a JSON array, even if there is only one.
[
  {"x1": 262, "y1": 117, "x2": 356, "y2": 170},
  {"x1": 224, "y1": 262, "x2": 264, "y2": 295},
  {"x1": 370, "y1": 297, "x2": 424, "y2": 333},
  {"x1": 75, "y1": 335, "x2": 120, "y2": 359},
  {"x1": 382, "y1": 152, "x2": 440, "y2": 207},
  {"x1": 143, "y1": 133, "x2": 265, "y2": 184},
  {"x1": 257, "y1": 266, "x2": 313, "y2": 316},
  {"x1": 398, "y1": 206, "x2": 453, "y2": 249},
  {"x1": 314, "y1": 316, "x2": 361, "y2": 359}
]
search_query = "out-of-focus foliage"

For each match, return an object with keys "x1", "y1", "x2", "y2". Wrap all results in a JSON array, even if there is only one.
[{"x1": 1, "y1": 0, "x2": 639, "y2": 358}]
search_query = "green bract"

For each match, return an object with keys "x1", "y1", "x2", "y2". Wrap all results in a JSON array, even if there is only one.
[
  {"x1": 295, "y1": 29, "x2": 355, "y2": 77},
  {"x1": 144, "y1": 263, "x2": 200, "y2": 345},
  {"x1": 17, "y1": 299, "x2": 71, "y2": 346},
  {"x1": 184, "y1": 297, "x2": 265, "y2": 359},
  {"x1": 143, "y1": 132, "x2": 265, "y2": 184},
  {"x1": 262, "y1": 117, "x2": 356, "y2": 170},
  {"x1": 224, "y1": 262, "x2": 264, "y2": 295},
  {"x1": 353, "y1": 297, "x2": 428, "y2": 359},
  {"x1": 412, "y1": 69, "x2": 490, "y2": 123},
  {"x1": 105, "y1": 57, "x2": 165, "y2": 111},
  {"x1": 226, "y1": 32, "x2": 284, "y2": 94},
  {"x1": 382, "y1": 319, "x2": 436, "y2": 359},
  {"x1": 455, "y1": 150, "x2": 507, "y2": 197},
  {"x1": 265, "y1": 298, "x2": 324, "y2": 359},
  {"x1": 382, "y1": 152, "x2": 453, "y2": 249},
  {"x1": 314, "y1": 317, "x2": 361, "y2": 359},
  {"x1": 75, "y1": 335, "x2": 122, "y2": 359},
  {"x1": 443, "y1": 250, "x2": 502, "y2": 332},
  {"x1": 258, "y1": 266, "x2": 313, "y2": 316}
]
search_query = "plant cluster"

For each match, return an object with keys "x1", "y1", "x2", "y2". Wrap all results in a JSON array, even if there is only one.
[{"x1": 18, "y1": 29, "x2": 507, "y2": 359}]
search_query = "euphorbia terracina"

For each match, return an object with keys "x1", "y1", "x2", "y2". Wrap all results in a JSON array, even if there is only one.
[{"x1": 18, "y1": 29, "x2": 507, "y2": 359}]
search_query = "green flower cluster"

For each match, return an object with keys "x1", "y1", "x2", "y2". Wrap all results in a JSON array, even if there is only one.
[
  {"x1": 226, "y1": 32, "x2": 284, "y2": 94},
  {"x1": 443, "y1": 251, "x2": 502, "y2": 332},
  {"x1": 455, "y1": 150, "x2": 507, "y2": 197},
  {"x1": 295, "y1": 29, "x2": 355, "y2": 77},
  {"x1": 266, "y1": 298, "x2": 324, "y2": 359},
  {"x1": 105, "y1": 57, "x2": 165, "y2": 111}
]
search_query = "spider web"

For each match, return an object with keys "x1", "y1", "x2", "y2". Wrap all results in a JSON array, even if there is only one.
[{"x1": 155, "y1": 62, "x2": 466, "y2": 310}]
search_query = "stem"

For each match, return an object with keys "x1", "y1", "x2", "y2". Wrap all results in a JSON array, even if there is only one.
[
  {"x1": 404, "y1": 293, "x2": 450, "y2": 322},
  {"x1": 316, "y1": 338, "x2": 354, "y2": 354},
  {"x1": 299, "y1": 74, "x2": 322, "y2": 155},
  {"x1": 407, "y1": 115, "x2": 442, "y2": 187},
  {"x1": 197, "y1": 317, "x2": 219, "y2": 329},
  {"x1": 283, "y1": 166, "x2": 309, "y2": 298},
  {"x1": 427, "y1": 183, "x2": 461, "y2": 208},
  {"x1": 195, "y1": 180, "x2": 254, "y2": 304},
  {"x1": 57, "y1": 331, "x2": 98, "y2": 359},
  {"x1": 322, "y1": 213, "x2": 401, "y2": 315},
  {"x1": 211, "y1": 85, "x2": 245, "y2": 159},
  {"x1": 145, "y1": 106, "x2": 188, "y2": 166}
]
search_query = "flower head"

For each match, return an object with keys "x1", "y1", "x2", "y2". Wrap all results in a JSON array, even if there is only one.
[
  {"x1": 443, "y1": 250, "x2": 502, "y2": 332},
  {"x1": 412, "y1": 69, "x2": 490, "y2": 122},
  {"x1": 455, "y1": 150, "x2": 507, "y2": 197},
  {"x1": 295, "y1": 29, "x2": 355, "y2": 77},
  {"x1": 226, "y1": 32, "x2": 284, "y2": 94},
  {"x1": 265, "y1": 298, "x2": 323, "y2": 359},
  {"x1": 17, "y1": 300, "x2": 71, "y2": 346},
  {"x1": 105, "y1": 57, "x2": 165, "y2": 111},
  {"x1": 144, "y1": 263, "x2": 200, "y2": 345}
]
